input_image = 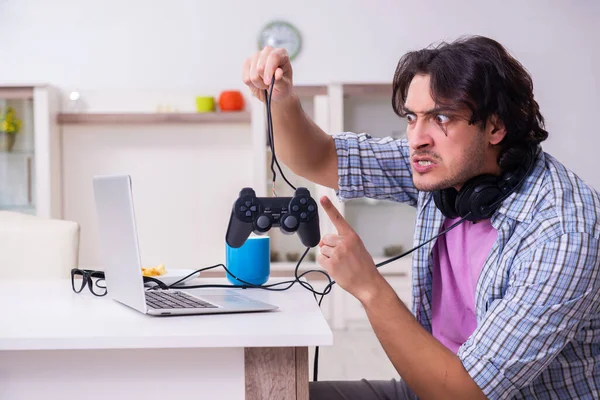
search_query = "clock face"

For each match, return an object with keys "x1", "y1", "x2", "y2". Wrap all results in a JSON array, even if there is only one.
[{"x1": 258, "y1": 21, "x2": 302, "y2": 60}]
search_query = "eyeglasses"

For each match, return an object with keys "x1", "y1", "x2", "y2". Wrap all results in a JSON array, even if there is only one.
[{"x1": 71, "y1": 268, "x2": 107, "y2": 297}]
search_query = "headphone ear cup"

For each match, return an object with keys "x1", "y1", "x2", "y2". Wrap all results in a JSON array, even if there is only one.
[
  {"x1": 455, "y1": 175, "x2": 503, "y2": 220},
  {"x1": 433, "y1": 188, "x2": 459, "y2": 219}
]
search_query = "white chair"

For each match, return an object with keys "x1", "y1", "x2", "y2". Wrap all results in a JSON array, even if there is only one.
[{"x1": 0, "y1": 211, "x2": 80, "y2": 279}]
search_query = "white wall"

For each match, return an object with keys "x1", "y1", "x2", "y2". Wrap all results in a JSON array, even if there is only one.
[
  {"x1": 1, "y1": 0, "x2": 597, "y2": 179},
  {"x1": 0, "y1": 0, "x2": 598, "y2": 267},
  {"x1": 61, "y1": 122, "x2": 254, "y2": 270}
]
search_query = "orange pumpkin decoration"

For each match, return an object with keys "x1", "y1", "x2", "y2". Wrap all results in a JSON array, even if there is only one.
[{"x1": 218, "y1": 90, "x2": 245, "y2": 111}]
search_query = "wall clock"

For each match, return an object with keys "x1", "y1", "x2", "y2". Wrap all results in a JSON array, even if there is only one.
[{"x1": 258, "y1": 20, "x2": 302, "y2": 60}]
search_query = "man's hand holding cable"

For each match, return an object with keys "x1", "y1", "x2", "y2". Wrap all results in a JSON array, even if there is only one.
[{"x1": 317, "y1": 196, "x2": 388, "y2": 305}]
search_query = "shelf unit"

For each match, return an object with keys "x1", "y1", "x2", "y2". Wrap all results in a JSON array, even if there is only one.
[
  {"x1": 57, "y1": 111, "x2": 251, "y2": 124},
  {"x1": 0, "y1": 85, "x2": 62, "y2": 218},
  {"x1": 327, "y1": 82, "x2": 415, "y2": 260}
]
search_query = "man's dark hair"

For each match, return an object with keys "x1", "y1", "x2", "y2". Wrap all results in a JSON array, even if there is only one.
[{"x1": 392, "y1": 35, "x2": 548, "y2": 171}]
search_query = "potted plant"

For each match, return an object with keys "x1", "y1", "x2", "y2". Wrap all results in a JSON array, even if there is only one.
[{"x1": 0, "y1": 106, "x2": 22, "y2": 152}]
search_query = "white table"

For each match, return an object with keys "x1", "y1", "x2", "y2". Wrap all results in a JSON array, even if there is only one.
[{"x1": 0, "y1": 278, "x2": 332, "y2": 400}]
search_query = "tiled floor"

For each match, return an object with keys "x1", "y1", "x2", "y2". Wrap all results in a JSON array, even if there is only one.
[{"x1": 308, "y1": 328, "x2": 400, "y2": 382}]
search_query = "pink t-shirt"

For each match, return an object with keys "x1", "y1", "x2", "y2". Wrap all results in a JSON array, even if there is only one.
[{"x1": 431, "y1": 217, "x2": 498, "y2": 354}]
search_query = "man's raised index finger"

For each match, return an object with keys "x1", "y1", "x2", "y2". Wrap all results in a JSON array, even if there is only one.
[{"x1": 320, "y1": 195, "x2": 352, "y2": 234}]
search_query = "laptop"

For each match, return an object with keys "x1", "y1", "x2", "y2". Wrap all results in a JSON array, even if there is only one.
[{"x1": 92, "y1": 174, "x2": 278, "y2": 316}]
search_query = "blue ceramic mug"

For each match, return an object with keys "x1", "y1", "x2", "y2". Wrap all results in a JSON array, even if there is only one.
[{"x1": 225, "y1": 236, "x2": 270, "y2": 286}]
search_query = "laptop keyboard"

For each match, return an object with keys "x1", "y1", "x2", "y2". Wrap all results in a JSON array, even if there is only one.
[{"x1": 145, "y1": 290, "x2": 218, "y2": 310}]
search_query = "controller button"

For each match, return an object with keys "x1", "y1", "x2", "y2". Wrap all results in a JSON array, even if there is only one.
[
  {"x1": 240, "y1": 206, "x2": 247, "y2": 212},
  {"x1": 300, "y1": 198, "x2": 307, "y2": 205},
  {"x1": 245, "y1": 211, "x2": 252, "y2": 217},
  {"x1": 256, "y1": 215, "x2": 271, "y2": 230},
  {"x1": 245, "y1": 200, "x2": 252, "y2": 207},
  {"x1": 300, "y1": 212, "x2": 307, "y2": 220},
  {"x1": 283, "y1": 215, "x2": 298, "y2": 230},
  {"x1": 308, "y1": 205, "x2": 315, "y2": 212},
  {"x1": 292, "y1": 205, "x2": 300, "y2": 212},
  {"x1": 250, "y1": 205, "x2": 257, "y2": 212}
]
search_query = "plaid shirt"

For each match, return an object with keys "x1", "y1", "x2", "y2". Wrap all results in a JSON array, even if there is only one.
[{"x1": 333, "y1": 132, "x2": 600, "y2": 399}]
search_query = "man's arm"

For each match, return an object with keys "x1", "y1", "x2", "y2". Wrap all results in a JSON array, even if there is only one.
[
  {"x1": 244, "y1": 46, "x2": 419, "y2": 203},
  {"x1": 317, "y1": 196, "x2": 486, "y2": 399},
  {"x1": 362, "y1": 276, "x2": 487, "y2": 399}
]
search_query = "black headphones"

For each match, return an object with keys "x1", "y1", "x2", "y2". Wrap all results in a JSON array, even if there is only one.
[{"x1": 433, "y1": 146, "x2": 538, "y2": 221}]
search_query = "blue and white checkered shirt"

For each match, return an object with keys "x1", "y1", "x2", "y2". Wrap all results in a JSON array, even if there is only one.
[{"x1": 333, "y1": 132, "x2": 600, "y2": 399}]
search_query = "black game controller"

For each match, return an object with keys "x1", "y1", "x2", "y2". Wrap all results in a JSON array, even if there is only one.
[{"x1": 226, "y1": 187, "x2": 321, "y2": 248}]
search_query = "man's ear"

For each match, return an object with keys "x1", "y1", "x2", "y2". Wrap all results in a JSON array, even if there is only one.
[{"x1": 489, "y1": 115, "x2": 507, "y2": 145}]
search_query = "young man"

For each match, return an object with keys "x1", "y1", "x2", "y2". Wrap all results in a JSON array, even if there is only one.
[{"x1": 242, "y1": 35, "x2": 600, "y2": 399}]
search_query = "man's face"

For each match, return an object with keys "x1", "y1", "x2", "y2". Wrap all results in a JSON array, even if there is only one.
[{"x1": 404, "y1": 74, "x2": 500, "y2": 192}]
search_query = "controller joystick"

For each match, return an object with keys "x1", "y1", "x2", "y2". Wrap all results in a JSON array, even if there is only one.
[{"x1": 226, "y1": 187, "x2": 321, "y2": 248}]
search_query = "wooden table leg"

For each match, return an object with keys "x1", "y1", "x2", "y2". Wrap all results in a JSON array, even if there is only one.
[{"x1": 245, "y1": 346, "x2": 309, "y2": 400}]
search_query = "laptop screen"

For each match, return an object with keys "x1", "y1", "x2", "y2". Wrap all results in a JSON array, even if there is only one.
[{"x1": 92, "y1": 174, "x2": 148, "y2": 313}]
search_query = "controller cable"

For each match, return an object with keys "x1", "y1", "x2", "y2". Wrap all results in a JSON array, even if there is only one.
[{"x1": 265, "y1": 76, "x2": 296, "y2": 196}]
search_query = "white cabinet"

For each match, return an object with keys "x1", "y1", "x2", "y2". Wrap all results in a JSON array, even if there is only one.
[
  {"x1": 0, "y1": 85, "x2": 62, "y2": 219},
  {"x1": 327, "y1": 83, "x2": 416, "y2": 261}
]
